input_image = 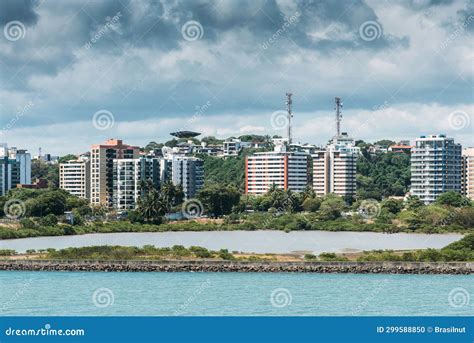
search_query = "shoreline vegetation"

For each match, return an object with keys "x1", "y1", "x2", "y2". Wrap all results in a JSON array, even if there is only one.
[
  {"x1": 0, "y1": 184, "x2": 474, "y2": 239},
  {"x1": 1, "y1": 233, "x2": 473, "y2": 263},
  {"x1": 0, "y1": 183, "x2": 473, "y2": 241},
  {"x1": 1, "y1": 209, "x2": 472, "y2": 241}
]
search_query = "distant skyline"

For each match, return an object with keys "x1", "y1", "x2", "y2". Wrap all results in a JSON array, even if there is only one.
[{"x1": 0, "y1": 0, "x2": 472, "y2": 155}]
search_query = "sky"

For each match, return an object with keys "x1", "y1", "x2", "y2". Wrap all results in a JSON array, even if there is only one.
[{"x1": 0, "y1": 0, "x2": 472, "y2": 156}]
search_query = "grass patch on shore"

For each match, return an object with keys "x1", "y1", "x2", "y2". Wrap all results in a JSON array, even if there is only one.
[{"x1": 3, "y1": 233, "x2": 473, "y2": 262}]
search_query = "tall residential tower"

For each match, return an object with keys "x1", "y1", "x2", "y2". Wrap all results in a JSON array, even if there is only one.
[
  {"x1": 312, "y1": 97, "x2": 359, "y2": 198},
  {"x1": 90, "y1": 139, "x2": 140, "y2": 207},
  {"x1": 410, "y1": 134, "x2": 462, "y2": 204},
  {"x1": 462, "y1": 147, "x2": 474, "y2": 200}
]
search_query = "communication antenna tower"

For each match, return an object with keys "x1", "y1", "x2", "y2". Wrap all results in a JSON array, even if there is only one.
[
  {"x1": 286, "y1": 92, "x2": 293, "y2": 144},
  {"x1": 334, "y1": 97, "x2": 343, "y2": 136}
]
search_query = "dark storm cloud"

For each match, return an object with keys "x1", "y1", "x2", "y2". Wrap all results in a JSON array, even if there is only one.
[
  {"x1": 405, "y1": 0, "x2": 455, "y2": 9},
  {"x1": 1, "y1": 0, "x2": 406, "y2": 83},
  {"x1": 456, "y1": 1, "x2": 474, "y2": 31},
  {"x1": 0, "y1": 0, "x2": 39, "y2": 25},
  {"x1": 0, "y1": 0, "x2": 471, "y2": 132}
]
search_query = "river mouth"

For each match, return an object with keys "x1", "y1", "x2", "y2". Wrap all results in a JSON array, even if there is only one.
[{"x1": 0, "y1": 230, "x2": 463, "y2": 254}]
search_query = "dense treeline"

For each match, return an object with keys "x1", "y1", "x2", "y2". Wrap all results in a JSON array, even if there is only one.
[{"x1": 356, "y1": 151, "x2": 411, "y2": 199}]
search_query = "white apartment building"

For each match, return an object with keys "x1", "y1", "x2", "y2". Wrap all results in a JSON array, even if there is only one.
[
  {"x1": 161, "y1": 155, "x2": 204, "y2": 199},
  {"x1": 245, "y1": 144, "x2": 308, "y2": 195},
  {"x1": 112, "y1": 157, "x2": 161, "y2": 210},
  {"x1": 410, "y1": 134, "x2": 462, "y2": 204},
  {"x1": 223, "y1": 139, "x2": 251, "y2": 157},
  {"x1": 59, "y1": 157, "x2": 90, "y2": 200},
  {"x1": 462, "y1": 147, "x2": 474, "y2": 200},
  {"x1": 312, "y1": 133, "x2": 359, "y2": 198},
  {"x1": 0, "y1": 144, "x2": 31, "y2": 196}
]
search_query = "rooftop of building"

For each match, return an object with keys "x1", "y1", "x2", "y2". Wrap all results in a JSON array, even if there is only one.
[
  {"x1": 416, "y1": 134, "x2": 452, "y2": 140},
  {"x1": 390, "y1": 144, "x2": 414, "y2": 149},
  {"x1": 91, "y1": 138, "x2": 140, "y2": 149}
]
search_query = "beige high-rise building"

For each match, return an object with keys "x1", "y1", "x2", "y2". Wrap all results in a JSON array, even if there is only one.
[
  {"x1": 90, "y1": 139, "x2": 139, "y2": 207},
  {"x1": 312, "y1": 133, "x2": 359, "y2": 198},
  {"x1": 462, "y1": 147, "x2": 474, "y2": 200},
  {"x1": 245, "y1": 143, "x2": 308, "y2": 195},
  {"x1": 59, "y1": 157, "x2": 90, "y2": 200}
]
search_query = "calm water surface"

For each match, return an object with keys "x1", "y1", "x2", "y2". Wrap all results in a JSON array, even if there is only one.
[
  {"x1": 0, "y1": 231, "x2": 463, "y2": 254},
  {"x1": 1, "y1": 271, "x2": 472, "y2": 316}
]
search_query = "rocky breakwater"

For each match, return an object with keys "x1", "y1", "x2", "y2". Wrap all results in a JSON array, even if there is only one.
[{"x1": 0, "y1": 260, "x2": 473, "y2": 274}]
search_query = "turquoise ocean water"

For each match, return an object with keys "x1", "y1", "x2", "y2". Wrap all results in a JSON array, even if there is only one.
[{"x1": 1, "y1": 271, "x2": 473, "y2": 316}]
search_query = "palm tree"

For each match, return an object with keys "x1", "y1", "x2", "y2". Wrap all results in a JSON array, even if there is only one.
[{"x1": 137, "y1": 186, "x2": 166, "y2": 224}]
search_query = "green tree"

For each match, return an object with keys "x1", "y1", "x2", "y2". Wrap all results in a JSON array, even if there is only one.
[
  {"x1": 27, "y1": 190, "x2": 67, "y2": 216},
  {"x1": 136, "y1": 182, "x2": 167, "y2": 224},
  {"x1": 381, "y1": 198, "x2": 403, "y2": 214},
  {"x1": 319, "y1": 194, "x2": 345, "y2": 220},
  {"x1": 302, "y1": 197, "x2": 321, "y2": 212},
  {"x1": 39, "y1": 213, "x2": 58, "y2": 226},
  {"x1": 160, "y1": 181, "x2": 184, "y2": 210},
  {"x1": 20, "y1": 218, "x2": 37, "y2": 229},
  {"x1": 356, "y1": 151, "x2": 411, "y2": 198},
  {"x1": 405, "y1": 195, "x2": 424, "y2": 211},
  {"x1": 374, "y1": 140, "x2": 396, "y2": 148},
  {"x1": 58, "y1": 154, "x2": 77, "y2": 163},
  {"x1": 452, "y1": 207, "x2": 474, "y2": 228},
  {"x1": 435, "y1": 192, "x2": 471, "y2": 208},
  {"x1": 198, "y1": 184, "x2": 241, "y2": 218}
]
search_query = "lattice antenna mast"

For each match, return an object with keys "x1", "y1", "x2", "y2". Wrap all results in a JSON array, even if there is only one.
[
  {"x1": 335, "y1": 97, "x2": 342, "y2": 137},
  {"x1": 286, "y1": 92, "x2": 293, "y2": 144}
]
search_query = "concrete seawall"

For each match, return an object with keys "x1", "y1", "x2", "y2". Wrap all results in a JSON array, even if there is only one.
[{"x1": 0, "y1": 260, "x2": 472, "y2": 274}]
